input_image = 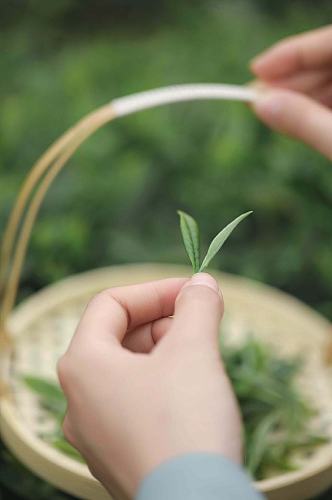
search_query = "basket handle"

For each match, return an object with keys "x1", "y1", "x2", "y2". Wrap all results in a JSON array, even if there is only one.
[{"x1": 0, "y1": 83, "x2": 257, "y2": 345}]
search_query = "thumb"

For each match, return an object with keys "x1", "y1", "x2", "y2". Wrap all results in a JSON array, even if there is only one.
[
  {"x1": 253, "y1": 89, "x2": 332, "y2": 161},
  {"x1": 169, "y1": 273, "x2": 223, "y2": 348}
]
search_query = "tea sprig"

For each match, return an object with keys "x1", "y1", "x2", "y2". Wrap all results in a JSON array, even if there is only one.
[
  {"x1": 23, "y1": 336, "x2": 328, "y2": 479},
  {"x1": 222, "y1": 337, "x2": 328, "y2": 479},
  {"x1": 178, "y1": 210, "x2": 252, "y2": 272}
]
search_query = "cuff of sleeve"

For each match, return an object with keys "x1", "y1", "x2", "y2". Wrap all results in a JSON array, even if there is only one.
[{"x1": 135, "y1": 453, "x2": 263, "y2": 500}]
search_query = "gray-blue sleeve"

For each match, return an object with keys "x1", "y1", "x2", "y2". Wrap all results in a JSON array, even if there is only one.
[{"x1": 135, "y1": 453, "x2": 264, "y2": 500}]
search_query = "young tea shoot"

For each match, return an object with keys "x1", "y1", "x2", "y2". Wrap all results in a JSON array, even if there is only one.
[
  {"x1": 23, "y1": 336, "x2": 328, "y2": 479},
  {"x1": 178, "y1": 210, "x2": 252, "y2": 273}
]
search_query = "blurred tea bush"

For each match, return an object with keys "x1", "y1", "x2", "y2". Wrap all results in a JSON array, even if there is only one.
[
  {"x1": 1, "y1": 1, "x2": 332, "y2": 498},
  {"x1": 2, "y1": 0, "x2": 331, "y2": 319},
  {"x1": 2, "y1": 0, "x2": 332, "y2": 319}
]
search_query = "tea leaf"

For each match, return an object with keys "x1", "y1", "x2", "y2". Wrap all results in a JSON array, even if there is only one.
[
  {"x1": 23, "y1": 376, "x2": 65, "y2": 404},
  {"x1": 177, "y1": 210, "x2": 200, "y2": 272},
  {"x1": 199, "y1": 211, "x2": 252, "y2": 272},
  {"x1": 24, "y1": 335, "x2": 328, "y2": 477},
  {"x1": 23, "y1": 376, "x2": 83, "y2": 463},
  {"x1": 246, "y1": 413, "x2": 279, "y2": 474},
  {"x1": 52, "y1": 438, "x2": 84, "y2": 463},
  {"x1": 223, "y1": 336, "x2": 329, "y2": 479},
  {"x1": 23, "y1": 376, "x2": 66, "y2": 417}
]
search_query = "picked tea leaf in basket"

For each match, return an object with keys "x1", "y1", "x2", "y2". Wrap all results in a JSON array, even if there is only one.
[{"x1": 23, "y1": 335, "x2": 329, "y2": 482}]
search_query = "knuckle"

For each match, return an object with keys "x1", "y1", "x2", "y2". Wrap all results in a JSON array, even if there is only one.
[
  {"x1": 57, "y1": 352, "x2": 83, "y2": 394},
  {"x1": 86, "y1": 289, "x2": 111, "y2": 309},
  {"x1": 86, "y1": 288, "x2": 129, "y2": 329},
  {"x1": 86, "y1": 288, "x2": 127, "y2": 323},
  {"x1": 57, "y1": 355, "x2": 70, "y2": 390},
  {"x1": 62, "y1": 416, "x2": 76, "y2": 446},
  {"x1": 58, "y1": 351, "x2": 91, "y2": 389}
]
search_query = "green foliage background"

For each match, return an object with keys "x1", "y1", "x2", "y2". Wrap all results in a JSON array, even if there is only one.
[{"x1": 1, "y1": 0, "x2": 332, "y2": 498}]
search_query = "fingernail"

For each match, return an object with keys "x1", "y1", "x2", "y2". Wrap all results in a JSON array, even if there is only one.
[
  {"x1": 183, "y1": 273, "x2": 219, "y2": 293},
  {"x1": 247, "y1": 79, "x2": 270, "y2": 92},
  {"x1": 250, "y1": 54, "x2": 267, "y2": 71},
  {"x1": 254, "y1": 91, "x2": 286, "y2": 123}
]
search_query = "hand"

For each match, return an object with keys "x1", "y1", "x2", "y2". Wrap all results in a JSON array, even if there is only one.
[
  {"x1": 57, "y1": 273, "x2": 242, "y2": 498},
  {"x1": 250, "y1": 25, "x2": 332, "y2": 160}
]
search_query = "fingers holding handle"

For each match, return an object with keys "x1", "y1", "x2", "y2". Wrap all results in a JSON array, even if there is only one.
[
  {"x1": 253, "y1": 89, "x2": 332, "y2": 160},
  {"x1": 251, "y1": 25, "x2": 332, "y2": 80}
]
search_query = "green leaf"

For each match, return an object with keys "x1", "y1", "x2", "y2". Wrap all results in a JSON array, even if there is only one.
[
  {"x1": 52, "y1": 438, "x2": 85, "y2": 463},
  {"x1": 199, "y1": 211, "x2": 252, "y2": 272},
  {"x1": 23, "y1": 376, "x2": 64, "y2": 402},
  {"x1": 246, "y1": 412, "x2": 279, "y2": 475},
  {"x1": 23, "y1": 376, "x2": 66, "y2": 416},
  {"x1": 177, "y1": 210, "x2": 200, "y2": 272}
]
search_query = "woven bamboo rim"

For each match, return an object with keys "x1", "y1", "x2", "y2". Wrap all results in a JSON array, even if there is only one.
[
  {"x1": 1, "y1": 84, "x2": 332, "y2": 500},
  {"x1": 1, "y1": 263, "x2": 332, "y2": 500}
]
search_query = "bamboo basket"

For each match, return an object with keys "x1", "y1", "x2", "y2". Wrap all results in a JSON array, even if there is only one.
[{"x1": 1, "y1": 85, "x2": 332, "y2": 500}]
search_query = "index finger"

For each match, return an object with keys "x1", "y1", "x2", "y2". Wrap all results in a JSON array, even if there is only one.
[
  {"x1": 69, "y1": 277, "x2": 188, "y2": 350},
  {"x1": 251, "y1": 25, "x2": 332, "y2": 80}
]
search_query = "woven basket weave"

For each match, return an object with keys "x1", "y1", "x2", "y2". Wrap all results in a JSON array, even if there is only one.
[{"x1": 1, "y1": 85, "x2": 332, "y2": 500}]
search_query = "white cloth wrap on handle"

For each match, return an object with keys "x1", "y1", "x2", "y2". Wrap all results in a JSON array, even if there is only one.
[{"x1": 112, "y1": 84, "x2": 257, "y2": 117}]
